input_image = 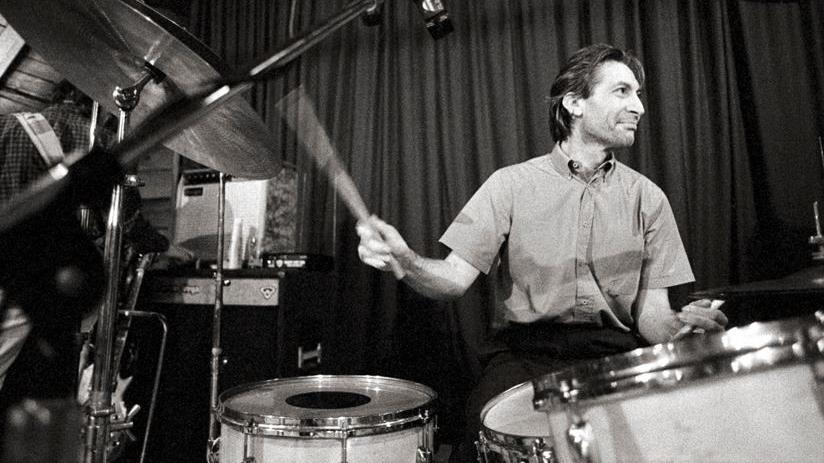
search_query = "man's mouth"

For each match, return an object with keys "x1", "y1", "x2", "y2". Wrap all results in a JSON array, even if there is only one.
[{"x1": 619, "y1": 121, "x2": 637, "y2": 130}]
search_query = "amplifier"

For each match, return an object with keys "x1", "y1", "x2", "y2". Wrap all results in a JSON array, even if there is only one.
[
  {"x1": 144, "y1": 270, "x2": 279, "y2": 306},
  {"x1": 172, "y1": 167, "x2": 297, "y2": 261}
]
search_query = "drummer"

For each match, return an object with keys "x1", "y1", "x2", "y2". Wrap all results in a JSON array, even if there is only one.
[{"x1": 356, "y1": 43, "x2": 728, "y2": 462}]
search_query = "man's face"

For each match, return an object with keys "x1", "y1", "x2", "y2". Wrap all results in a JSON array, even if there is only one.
[{"x1": 576, "y1": 61, "x2": 645, "y2": 149}]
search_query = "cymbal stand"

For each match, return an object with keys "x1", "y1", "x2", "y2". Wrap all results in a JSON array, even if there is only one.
[
  {"x1": 207, "y1": 172, "x2": 228, "y2": 462},
  {"x1": 84, "y1": 65, "x2": 165, "y2": 463}
]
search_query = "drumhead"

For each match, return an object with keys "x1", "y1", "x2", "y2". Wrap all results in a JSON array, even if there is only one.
[
  {"x1": 482, "y1": 381, "x2": 550, "y2": 437},
  {"x1": 218, "y1": 375, "x2": 436, "y2": 437},
  {"x1": 533, "y1": 314, "x2": 824, "y2": 410}
]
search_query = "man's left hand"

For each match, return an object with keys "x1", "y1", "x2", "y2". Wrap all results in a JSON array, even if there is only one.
[{"x1": 674, "y1": 299, "x2": 728, "y2": 340}]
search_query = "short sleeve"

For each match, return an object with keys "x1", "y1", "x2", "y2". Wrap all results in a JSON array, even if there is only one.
[{"x1": 439, "y1": 170, "x2": 512, "y2": 274}]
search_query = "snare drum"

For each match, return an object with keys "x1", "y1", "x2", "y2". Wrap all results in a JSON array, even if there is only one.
[
  {"x1": 477, "y1": 381, "x2": 554, "y2": 463},
  {"x1": 532, "y1": 315, "x2": 824, "y2": 463},
  {"x1": 217, "y1": 375, "x2": 436, "y2": 463}
]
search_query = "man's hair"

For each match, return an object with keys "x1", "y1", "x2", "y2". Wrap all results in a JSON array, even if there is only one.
[{"x1": 548, "y1": 43, "x2": 645, "y2": 143}]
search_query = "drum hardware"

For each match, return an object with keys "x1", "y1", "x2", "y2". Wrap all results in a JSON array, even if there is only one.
[
  {"x1": 297, "y1": 343, "x2": 322, "y2": 370},
  {"x1": 78, "y1": 250, "x2": 169, "y2": 463},
  {"x1": 555, "y1": 384, "x2": 596, "y2": 463},
  {"x1": 241, "y1": 419, "x2": 260, "y2": 462},
  {"x1": 565, "y1": 419, "x2": 595, "y2": 463},
  {"x1": 206, "y1": 171, "x2": 229, "y2": 462},
  {"x1": 84, "y1": 64, "x2": 166, "y2": 463},
  {"x1": 416, "y1": 409, "x2": 436, "y2": 463}
]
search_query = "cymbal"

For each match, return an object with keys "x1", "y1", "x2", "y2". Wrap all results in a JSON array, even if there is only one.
[
  {"x1": 0, "y1": 0, "x2": 280, "y2": 179},
  {"x1": 691, "y1": 265, "x2": 824, "y2": 299}
]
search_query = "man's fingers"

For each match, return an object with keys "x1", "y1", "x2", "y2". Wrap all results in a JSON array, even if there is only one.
[
  {"x1": 362, "y1": 257, "x2": 390, "y2": 270},
  {"x1": 682, "y1": 301, "x2": 728, "y2": 327},
  {"x1": 677, "y1": 311, "x2": 725, "y2": 331}
]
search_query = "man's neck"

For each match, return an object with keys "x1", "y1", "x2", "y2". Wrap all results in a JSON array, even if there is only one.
[{"x1": 559, "y1": 136, "x2": 611, "y2": 171}]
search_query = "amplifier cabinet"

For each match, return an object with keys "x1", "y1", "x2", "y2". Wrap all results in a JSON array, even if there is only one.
[{"x1": 127, "y1": 269, "x2": 335, "y2": 462}]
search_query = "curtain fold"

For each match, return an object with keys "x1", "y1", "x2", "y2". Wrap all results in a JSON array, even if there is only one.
[{"x1": 189, "y1": 0, "x2": 824, "y2": 442}]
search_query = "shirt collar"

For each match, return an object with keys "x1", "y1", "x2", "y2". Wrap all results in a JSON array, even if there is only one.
[{"x1": 548, "y1": 144, "x2": 616, "y2": 180}]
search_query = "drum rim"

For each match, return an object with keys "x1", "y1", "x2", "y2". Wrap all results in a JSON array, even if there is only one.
[
  {"x1": 217, "y1": 375, "x2": 437, "y2": 438},
  {"x1": 479, "y1": 382, "x2": 552, "y2": 451},
  {"x1": 533, "y1": 314, "x2": 824, "y2": 409}
]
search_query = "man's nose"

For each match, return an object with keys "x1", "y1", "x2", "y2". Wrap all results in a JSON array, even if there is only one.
[{"x1": 629, "y1": 93, "x2": 645, "y2": 116}]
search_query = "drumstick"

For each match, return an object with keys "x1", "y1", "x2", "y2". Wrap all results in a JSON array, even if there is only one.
[{"x1": 275, "y1": 86, "x2": 405, "y2": 279}]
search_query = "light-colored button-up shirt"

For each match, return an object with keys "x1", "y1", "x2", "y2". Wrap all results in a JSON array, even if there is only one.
[{"x1": 439, "y1": 146, "x2": 694, "y2": 330}]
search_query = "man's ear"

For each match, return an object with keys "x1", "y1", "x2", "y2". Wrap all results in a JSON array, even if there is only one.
[{"x1": 562, "y1": 92, "x2": 583, "y2": 117}]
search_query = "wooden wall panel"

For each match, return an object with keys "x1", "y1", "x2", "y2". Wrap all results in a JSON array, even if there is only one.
[{"x1": 0, "y1": 15, "x2": 61, "y2": 114}]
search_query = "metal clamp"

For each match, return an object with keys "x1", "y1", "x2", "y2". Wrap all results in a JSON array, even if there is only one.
[
  {"x1": 560, "y1": 383, "x2": 598, "y2": 463},
  {"x1": 297, "y1": 343, "x2": 322, "y2": 369}
]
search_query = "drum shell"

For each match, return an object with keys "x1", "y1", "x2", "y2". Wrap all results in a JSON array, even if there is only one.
[
  {"x1": 533, "y1": 315, "x2": 824, "y2": 463},
  {"x1": 217, "y1": 375, "x2": 436, "y2": 463},
  {"x1": 220, "y1": 424, "x2": 430, "y2": 463}
]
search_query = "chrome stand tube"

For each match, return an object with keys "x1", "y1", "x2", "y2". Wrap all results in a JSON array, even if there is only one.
[{"x1": 207, "y1": 172, "x2": 228, "y2": 462}]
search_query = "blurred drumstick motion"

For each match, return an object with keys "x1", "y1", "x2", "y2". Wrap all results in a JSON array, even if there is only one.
[{"x1": 275, "y1": 85, "x2": 405, "y2": 279}]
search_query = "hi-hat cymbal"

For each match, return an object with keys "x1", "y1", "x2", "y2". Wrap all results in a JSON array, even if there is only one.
[{"x1": 0, "y1": 0, "x2": 280, "y2": 179}]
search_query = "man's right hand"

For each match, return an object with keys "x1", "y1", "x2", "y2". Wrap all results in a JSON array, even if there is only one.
[{"x1": 356, "y1": 215, "x2": 410, "y2": 275}]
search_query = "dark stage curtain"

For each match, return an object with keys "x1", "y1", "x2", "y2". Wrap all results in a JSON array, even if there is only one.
[{"x1": 189, "y1": 0, "x2": 824, "y2": 442}]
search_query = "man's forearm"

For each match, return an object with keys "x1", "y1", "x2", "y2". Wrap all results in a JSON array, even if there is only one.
[{"x1": 396, "y1": 252, "x2": 471, "y2": 300}]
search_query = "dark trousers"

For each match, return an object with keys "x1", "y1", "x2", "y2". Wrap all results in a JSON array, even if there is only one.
[{"x1": 449, "y1": 322, "x2": 644, "y2": 463}]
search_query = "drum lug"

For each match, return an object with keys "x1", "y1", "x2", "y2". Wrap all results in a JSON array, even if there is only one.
[{"x1": 567, "y1": 419, "x2": 597, "y2": 463}]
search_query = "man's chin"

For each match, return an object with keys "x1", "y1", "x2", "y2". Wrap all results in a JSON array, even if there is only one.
[{"x1": 608, "y1": 134, "x2": 636, "y2": 149}]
